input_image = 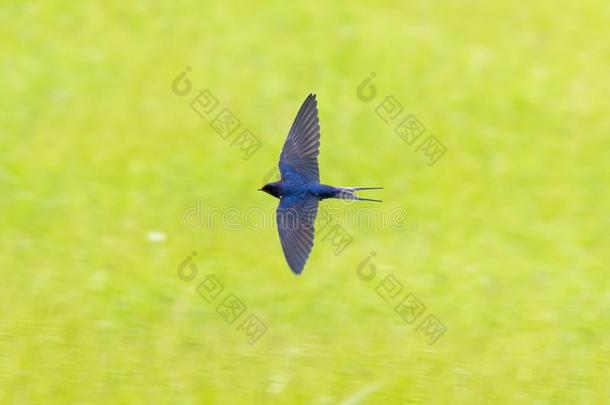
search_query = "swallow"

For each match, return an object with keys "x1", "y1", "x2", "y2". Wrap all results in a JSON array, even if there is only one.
[{"x1": 260, "y1": 94, "x2": 382, "y2": 275}]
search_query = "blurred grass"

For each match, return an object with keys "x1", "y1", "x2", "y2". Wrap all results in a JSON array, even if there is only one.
[{"x1": 1, "y1": 0, "x2": 610, "y2": 403}]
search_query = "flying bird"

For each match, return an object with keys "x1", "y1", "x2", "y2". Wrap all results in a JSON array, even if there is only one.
[{"x1": 259, "y1": 94, "x2": 382, "y2": 275}]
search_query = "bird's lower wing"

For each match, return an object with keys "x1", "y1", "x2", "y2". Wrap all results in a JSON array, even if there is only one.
[{"x1": 276, "y1": 196, "x2": 319, "y2": 275}]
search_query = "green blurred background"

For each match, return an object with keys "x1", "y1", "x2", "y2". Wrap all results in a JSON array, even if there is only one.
[{"x1": 1, "y1": 1, "x2": 609, "y2": 403}]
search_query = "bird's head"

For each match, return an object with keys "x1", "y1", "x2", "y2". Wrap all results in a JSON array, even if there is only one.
[{"x1": 259, "y1": 182, "x2": 281, "y2": 199}]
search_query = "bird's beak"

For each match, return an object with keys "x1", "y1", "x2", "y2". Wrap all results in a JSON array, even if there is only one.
[{"x1": 257, "y1": 188, "x2": 262, "y2": 191}]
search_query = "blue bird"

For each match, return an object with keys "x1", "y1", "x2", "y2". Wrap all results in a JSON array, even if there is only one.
[{"x1": 259, "y1": 94, "x2": 382, "y2": 275}]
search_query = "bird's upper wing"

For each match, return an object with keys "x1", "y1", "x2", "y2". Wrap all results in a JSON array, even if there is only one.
[
  {"x1": 279, "y1": 94, "x2": 320, "y2": 184},
  {"x1": 276, "y1": 195, "x2": 319, "y2": 274}
]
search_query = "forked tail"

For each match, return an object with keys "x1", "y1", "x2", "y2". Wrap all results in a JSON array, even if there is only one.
[{"x1": 337, "y1": 187, "x2": 383, "y2": 202}]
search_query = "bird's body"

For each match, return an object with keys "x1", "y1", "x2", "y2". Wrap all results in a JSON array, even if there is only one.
[
  {"x1": 260, "y1": 181, "x2": 342, "y2": 201},
  {"x1": 260, "y1": 94, "x2": 382, "y2": 275}
]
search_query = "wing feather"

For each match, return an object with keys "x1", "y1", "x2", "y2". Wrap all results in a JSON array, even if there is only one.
[
  {"x1": 276, "y1": 196, "x2": 319, "y2": 274},
  {"x1": 279, "y1": 94, "x2": 320, "y2": 183}
]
